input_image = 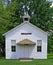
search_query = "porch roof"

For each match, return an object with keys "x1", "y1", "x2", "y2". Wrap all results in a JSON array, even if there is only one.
[{"x1": 17, "y1": 39, "x2": 35, "y2": 45}]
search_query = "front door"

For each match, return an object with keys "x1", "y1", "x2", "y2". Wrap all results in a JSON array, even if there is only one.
[{"x1": 19, "y1": 45, "x2": 34, "y2": 58}]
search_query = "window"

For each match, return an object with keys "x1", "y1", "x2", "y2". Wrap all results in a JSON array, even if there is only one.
[
  {"x1": 11, "y1": 40, "x2": 16, "y2": 45},
  {"x1": 11, "y1": 46, "x2": 16, "y2": 52},
  {"x1": 21, "y1": 33, "x2": 32, "y2": 35},
  {"x1": 11, "y1": 40, "x2": 16, "y2": 52},
  {"x1": 37, "y1": 46, "x2": 41, "y2": 52},
  {"x1": 24, "y1": 18, "x2": 28, "y2": 21},
  {"x1": 37, "y1": 40, "x2": 42, "y2": 52}
]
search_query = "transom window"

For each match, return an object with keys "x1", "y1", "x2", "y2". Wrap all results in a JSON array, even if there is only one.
[
  {"x1": 21, "y1": 33, "x2": 32, "y2": 35},
  {"x1": 37, "y1": 40, "x2": 42, "y2": 52}
]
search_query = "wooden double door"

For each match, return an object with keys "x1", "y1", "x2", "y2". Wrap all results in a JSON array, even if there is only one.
[{"x1": 19, "y1": 45, "x2": 34, "y2": 58}]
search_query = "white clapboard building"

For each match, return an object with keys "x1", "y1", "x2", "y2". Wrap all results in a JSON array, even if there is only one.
[{"x1": 3, "y1": 15, "x2": 48, "y2": 59}]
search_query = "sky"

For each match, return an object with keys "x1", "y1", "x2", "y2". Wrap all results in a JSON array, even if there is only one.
[
  {"x1": 47, "y1": 0, "x2": 53, "y2": 1},
  {"x1": 50, "y1": 2, "x2": 53, "y2": 7},
  {"x1": 3, "y1": 0, "x2": 53, "y2": 7}
]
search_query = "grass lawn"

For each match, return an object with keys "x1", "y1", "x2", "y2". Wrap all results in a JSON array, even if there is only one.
[{"x1": 0, "y1": 54, "x2": 53, "y2": 65}]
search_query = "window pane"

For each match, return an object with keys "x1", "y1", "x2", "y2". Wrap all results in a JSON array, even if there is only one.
[
  {"x1": 37, "y1": 40, "x2": 42, "y2": 46},
  {"x1": 11, "y1": 40, "x2": 16, "y2": 45},
  {"x1": 37, "y1": 46, "x2": 41, "y2": 52},
  {"x1": 11, "y1": 46, "x2": 16, "y2": 52}
]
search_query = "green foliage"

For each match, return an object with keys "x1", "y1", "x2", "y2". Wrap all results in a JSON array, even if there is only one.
[
  {"x1": 30, "y1": 0, "x2": 52, "y2": 31},
  {"x1": 8, "y1": 0, "x2": 53, "y2": 31},
  {"x1": 48, "y1": 34, "x2": 53, "y2": 53},
  {"x1": 48, "y1": 54, "x2": 53, "y2": 59}
]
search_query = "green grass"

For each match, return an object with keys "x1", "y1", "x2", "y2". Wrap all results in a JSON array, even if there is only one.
[{"x1": 0, "y1": 54, "x2": 53, "y2": 65}]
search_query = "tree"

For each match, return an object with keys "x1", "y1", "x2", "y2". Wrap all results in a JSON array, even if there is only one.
[
  {"x1": 5, "y1": 0, "x2": 53, "y2": 31},
  {"x1": 0, "y1": 0, "x2": 5, "y2": 56},
  {"x1": 0, "y1": 0, "x2": 9, "y2": 56},
  {"x1": 48, "y1": 33, "x2": 53, "y2": 53}
]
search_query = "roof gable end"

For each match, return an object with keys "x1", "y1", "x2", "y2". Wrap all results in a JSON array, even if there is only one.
[{"x1": 3, "y1": 22, "x2": 48, "y2": 36}]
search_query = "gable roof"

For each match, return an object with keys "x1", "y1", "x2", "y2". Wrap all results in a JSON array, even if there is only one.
[{"x1": 3, "y1": 22, "x2": 48, "y2": 36}]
